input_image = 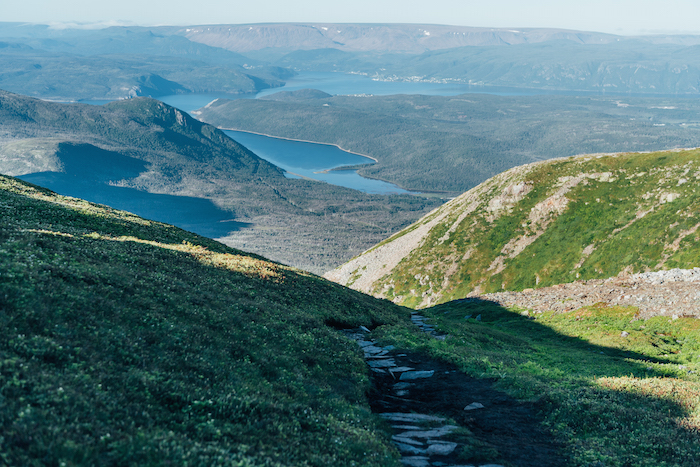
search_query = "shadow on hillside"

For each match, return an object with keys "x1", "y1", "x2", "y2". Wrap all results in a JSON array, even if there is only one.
[
  {"x1": 19, "y1": 172, "x2": 251, "y2": 238},
  {"x1": 388, "y1": 298, "x2": 700, "y2": 465},
  {"x1": 439, "y1": 297, "x2": 677, "y2": 371}
]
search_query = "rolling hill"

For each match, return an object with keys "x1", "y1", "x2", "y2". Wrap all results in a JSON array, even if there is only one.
[
  {"x1": 179, "y1": 23, "x2": 623, "y2": 54},
  {"x1": 0, "y1": 25, "x2": 292, "y2": 101},
  {"x1": 0, "y1": 90, "x2": 440, "y2": 273},
  {"x1": 4, "y1": 174, "x2": 700, "y2": 467},
  {"x1": 326, "y1": 148, "x2": 700, "y2": 308}
]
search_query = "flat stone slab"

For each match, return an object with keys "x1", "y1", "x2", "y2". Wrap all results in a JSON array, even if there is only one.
[
  {"x1": 392, "y1": 435, "x2": 424, "y2": 446},
  {"x1": 381, "y1": 412, "x2": 446, "y2": 423},
  {"x1": 397, "y1": 425, "x2": 459, "y2": 439},
  {"x1": 400, "y1": 370, "x2": 435, "y2": 381},
  {"x1": 389, "y1": 366, "x2": 415, "y2": 374},
  {"x1": 393, "y1": 382, "x2": 413, "y2": 390},
  {"x1": 426, "y1": 441, "x2": 458, "y2": 456},
  {"x1": 464, "y1": 402, "x2": 485, "y2": 411},
  {"x1": 365, "y1": 352, "x2": 391, "y2": 360},
  {"x1": 399, "y1": 456, "x2": 430, "y2": 467},
  {"x1": 380, "y1": 413, "x2": 446, "y2": 423},
  {"x1": 368, "y1": 359, "x2": 396, "y2": 368},
  {"x1": 357, "y1": 340, "x2": 374, "y2": 348},
  {"x1": 363, "y1": 345, "x2": 385, "y2": 354},
  {"x1": 395, "y1": 442, "x2": 426, "y2": 455}
]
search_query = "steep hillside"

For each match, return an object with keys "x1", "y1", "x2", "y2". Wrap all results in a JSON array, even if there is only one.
[
  {"x1": 3, "y1": 177, "x2": 700, "y2": 467},
  {"x1": 326, "y1": 148, "x2": 700, "y2": 308},
  {"x1": 0, "y1": 174, "x2": 405, "y2": 466},
  {"x1": 0, "y1": 91, "x2": 441, "y2": 273}
]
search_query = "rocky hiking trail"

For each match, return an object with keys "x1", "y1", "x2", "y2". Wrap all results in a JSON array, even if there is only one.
[{"x1": 345, "y1": 314, "x2": 564, "y2": 467}]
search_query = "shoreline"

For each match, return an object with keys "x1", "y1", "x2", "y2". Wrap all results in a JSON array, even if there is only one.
[
  {"x1": 219, "y1": 127, "x2": 379, "y2": 163},
  {"x1": 219, "y1": 127, "x2": 452, "y2": 197}
]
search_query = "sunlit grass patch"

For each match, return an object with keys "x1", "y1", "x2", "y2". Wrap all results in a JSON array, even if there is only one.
[{"x1": 597, "y1": 376, "x2": 700, "y2": 430}]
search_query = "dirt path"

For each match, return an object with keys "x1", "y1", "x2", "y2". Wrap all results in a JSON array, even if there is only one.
[{"x1": 346, "y1": 318, "x2": 565, "y2": 467}]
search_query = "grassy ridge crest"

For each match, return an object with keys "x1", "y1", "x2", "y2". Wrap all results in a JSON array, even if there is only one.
[{"x1": 326, "y1": 149, "x2": 700, "y2": 308}]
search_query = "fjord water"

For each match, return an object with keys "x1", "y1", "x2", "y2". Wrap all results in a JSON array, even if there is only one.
[
  {"x1": 224, "y1": 130, "x2": 415, "y2": 194},
  {"x1": 156, "y1": 72, "x2": 525, "y2": 194},
  {"x1": 253, "y1": 71, "x2": 544, "y2": 98},
  {"x1": 106, "y1": 72, "x2": 603, "y2": 196},
  {"x1": 154, "y1": 72, "x2": 545, "y2": 114}
]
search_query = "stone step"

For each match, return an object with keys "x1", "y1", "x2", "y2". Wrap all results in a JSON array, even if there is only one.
[
  {"x1": 380, "y1": 413, "x2": 446, "y2": 423},
  {"x1": 368, "y1": 359, "x2": 397, "y2": 368},
  {"x1": 400, "y1": 370, "x2": 435, "y2": 381},
  {"x1": 396, "y1": 425, "x2": 459, "y2": 439},
  {"x1": 399, "y1": 456, "x2": 430, "y2": 467}
]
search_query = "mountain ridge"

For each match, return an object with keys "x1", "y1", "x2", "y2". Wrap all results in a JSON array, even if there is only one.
[
  {"x1": 179, "y1": 23, "x2": 672, "y2": 54},
  {"x1": 325, "y1": 148, "x2": 700, "y2": 308},
  {"x1": 0, "y1": 90, "x2": 441, "y2": 273}
]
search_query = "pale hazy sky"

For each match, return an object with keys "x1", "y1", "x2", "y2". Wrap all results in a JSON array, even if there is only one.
[{"x1": 4, "y1": 0, "x2": 700, "y2": 36}]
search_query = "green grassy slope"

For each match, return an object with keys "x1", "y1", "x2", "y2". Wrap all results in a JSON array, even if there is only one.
[
  {"x1": 326, "y1": 149, "x2": 700, "y2": 308},
  {"x1": 0, "y1": 174, "x2": 406, "y2": 466}
]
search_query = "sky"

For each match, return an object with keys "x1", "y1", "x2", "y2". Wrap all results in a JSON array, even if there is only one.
[{"x1": 4, "y1": 0, "x2": 700, "y2": 36}]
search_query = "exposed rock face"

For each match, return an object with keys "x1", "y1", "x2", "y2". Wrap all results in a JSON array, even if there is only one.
[{"x1": 325, "y1": 149, "x2": 700, "y2": 308}]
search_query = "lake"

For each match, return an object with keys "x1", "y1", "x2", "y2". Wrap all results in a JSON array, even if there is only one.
[
  {"x1": 254, "y1": 72, "x2": 560, "y2": 99},
  {"x1": 84, "y1": 71, "x2": 633, "y2": 196},
  {"x1": 152, "y1": 72, "x2": 553, "y2": 195},
  {"x1": 223, "y1": 130, "x2": 415, "y2": 195},
  {"x1": 152, "y1": 72, "x2": 570, "y2": 114},
  {"x1": 80, "y1": 72, "x2": 488, "y2": 195}
]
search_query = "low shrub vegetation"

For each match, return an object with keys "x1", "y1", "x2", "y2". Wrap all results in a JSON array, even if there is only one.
[{"x1": 0, "y1": 175, "x2": 407, "y2": 466}]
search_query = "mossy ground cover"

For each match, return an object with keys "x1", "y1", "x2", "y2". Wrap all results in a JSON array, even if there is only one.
[
  {"x1": 0, "y1": 175, "x2": 409, "y2": 466},
  {"x1": 373, "y1": 300, "x2": 700, "y2": 466}
]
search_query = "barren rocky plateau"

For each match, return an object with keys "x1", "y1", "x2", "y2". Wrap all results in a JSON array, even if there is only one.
[{"x1": 471, "y1": 268, "x2": 700, "y2": 320}]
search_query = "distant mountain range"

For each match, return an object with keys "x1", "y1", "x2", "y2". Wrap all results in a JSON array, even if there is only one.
[
  {"x1": 0, "y1": 25, "x2": 291, "y2": 100},
  {"x1": 179, "y1": 23, "x2": 700, "y2": 53},
  {"x1": 3, "y1": 22, "x2": 700, "y2": 99}
]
